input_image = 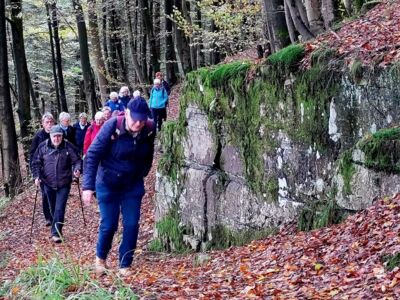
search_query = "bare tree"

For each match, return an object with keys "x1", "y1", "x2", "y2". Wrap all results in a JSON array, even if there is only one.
[
  {"x1": 88, "y1": 0, "x2": 109, "y2": 100},
  {"x1": 0, "y1": 0, "x2": 21, "y2": 197}
]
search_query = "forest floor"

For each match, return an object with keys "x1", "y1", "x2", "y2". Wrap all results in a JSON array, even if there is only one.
[
  {"x1": 1, "y1": 85, "x2": 400, "y2": 298},
  {"x1": 2, "y1": 1, "x2": 400, "y2": 298}
]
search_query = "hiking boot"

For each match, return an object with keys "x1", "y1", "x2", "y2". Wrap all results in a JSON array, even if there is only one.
[
  {"x1": 118, "y1": 267, "x2": 132, "y2": 277},
  {"x1": 95, "y1": 257, "x2": 107, "y2": 275},
  {"x1": 51, "y1": 236, "x2": 62, "y2": 243}
]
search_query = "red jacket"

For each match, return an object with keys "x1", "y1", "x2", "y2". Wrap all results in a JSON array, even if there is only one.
[{"x1": 83, "y1": 123, "x2": 103, "y2": 154}]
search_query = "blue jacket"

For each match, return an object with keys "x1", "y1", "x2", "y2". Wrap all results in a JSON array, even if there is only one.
[
  {"x1": 82, "y1": 117, "x2": 156, "y2": 191},
  {"x1": 32, "y1": 139, "x2": 82, "y2": 189},
  {"x1": 104, "y1": 99, "x2": 125, "y2": 112},
  {"x1": 149, "y1": 86, "x2": 168, "y2": 109},
  {"x1": 73, "y1": 121, "x2": 90, "y2": 152},
  {"x1": 119, "y1": 95, "x2": 131, "y2": 108}
]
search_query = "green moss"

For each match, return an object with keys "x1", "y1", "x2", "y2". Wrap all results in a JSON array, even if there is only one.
[
  {"x1": 207, "y1": 225, "x2": 277, "y2": 250},
  {"x1": 358, "y1": 127, "x2": 400, "y2": 173},
  {"x1": 291, "y1": 65, "x2": 339, "y2": 150},
  {"x1": 339, "y1": 150, "x2": 356, "y2": 195},
  {"x1": 209, "y1": 61, "x2": 251, "y2": 87},
  {"x1": 266, "y1": 177, "x2": 278, "y2": 200},
  {"x1": 151, "y1": 205, "x2": 190, "y2": 253},
  {"x1": 158, "y1": 121, "x2": 184, "y2": 181},
  {"x1": 268, "y1": 44, "x2": 305, "y2": 69}
]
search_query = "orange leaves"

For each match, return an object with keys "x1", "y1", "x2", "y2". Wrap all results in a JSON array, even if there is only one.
[{"x1": 302, "y1": 0, "x2": 400, "y2": 68}]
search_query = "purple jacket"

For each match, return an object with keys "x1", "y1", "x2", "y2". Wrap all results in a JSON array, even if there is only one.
[{"x1": 32, "y1": 139, "x2": 82, "y2": 189}]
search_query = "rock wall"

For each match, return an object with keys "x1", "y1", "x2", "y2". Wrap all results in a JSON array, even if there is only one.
[{"x1": 154, "y1": 60, "x2": 400, "y2": 250}]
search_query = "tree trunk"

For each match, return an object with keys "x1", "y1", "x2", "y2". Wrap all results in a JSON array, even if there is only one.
[
  {"x1": 72, "y1": 0, "x2": 97, "y2": 116},
  {"x1": 262, "y1": 0, "x2": 291, "y2": 53},
  {"x1": 45, "y1": 2, "x2": 61, "y2": 113},
  {"x1": 10, "y1": 0, "x2": 32, "y2": 162},
  {"x1": 304, "y1": 0, "x2": 324, "y2": 34},
  {"x1": 284, "y1": 0, "x2": 314, "y2": 41},
  {"x1": 163, "y1": 0, "x2": 177, "y2": 84},
  {"x1": 126, "y1": 0, "x2": 147, "y2": 85},
  {"x1": 139, "y1": 0, "x2": 160, "y2": 78},
  {"x1": 29, "y1": 74, "x2": 41, "y2": 122},
  {"x1": 284, "y1": 0, "x2": 297, "y2": 42},
  {"x1": 88, "y1": 0, "x2": 109, "y2": 100},
  {"x1": 321, "y1": 0, "x2": 336, "y2": 28},
  {"x1": 50, "y1": 1, "x2": 68, "y2": 112},
  {"x1": 0, "y1": 0, "x2": 21, "y2": 197}
]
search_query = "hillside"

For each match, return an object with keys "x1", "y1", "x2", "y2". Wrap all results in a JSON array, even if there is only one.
[{"x1": 1, "y1": 1, "x2": 400, "y2": 298}]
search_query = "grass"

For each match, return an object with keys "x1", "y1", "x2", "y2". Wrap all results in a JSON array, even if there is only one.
[
  {"x1": 383, "y1": 252, "x2": 400, "y2": 271},
  {"x1": 0, "y1": 256, "x2": 138, "y2": 299}
]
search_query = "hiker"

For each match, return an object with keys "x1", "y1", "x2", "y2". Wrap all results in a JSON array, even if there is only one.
[
  {"x1": 59, "y1": 112, "x2": 77, "y2": 146},
  {"x1": 83, "y1": 111, "x2": 105, "y2": 155},
  {"x1": 32, "y1": 125, "x2": 82, "y2": 243},
  {"x1": 155, "y1": 71, "x2": 171, "y2": 96},
  {"x1": 104, "y1": 92, "x2": 125, "y2": 113},
  {"x1": 82, "y1": 97, "x2": 156, "y2": 275},
  {"x1": 73, "y1": 112, "x2": 91, "y2": 155},
  {"x1": 102, "y1": 106, "x2": 112, "y2": 121},
  {"x1": 149, "y1": 78, "x2": 168, "y2": 131},
  {"x1": 29, "y1": 112, "x2": 55, "y2": 226},
  {"x1": 119, "y1": 86, "x2": 131, "y2": 107}
]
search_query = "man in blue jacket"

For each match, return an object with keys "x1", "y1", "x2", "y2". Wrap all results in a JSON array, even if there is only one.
[
  {"x1": 82, "y1": 97, "x2": 155, "y2": 276},
  {"x1": 149, "y1": 78, "x2": 168, "y2": 131},
  {"x1": 32, "y1": 125, "x2": 82, "y2": 243},
  {"x1": 73, "y1": 112, "x2": 90, "y2": 155}
]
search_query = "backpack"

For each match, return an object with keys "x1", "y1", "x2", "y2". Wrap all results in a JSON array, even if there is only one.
[{"x1": 112, "y1": 114, "x2": 155, "y2": 140}]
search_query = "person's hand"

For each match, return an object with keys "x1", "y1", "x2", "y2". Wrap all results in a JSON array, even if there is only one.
[
  {"x1": 34, "y1": 178, "x2": 40, "y2": 187},
  {"x1": 74, "y1": 170, "x2": 81, "y2": 177},
  {"x1": 82, "y1": 190, "x2": 94, "y2": 206}
]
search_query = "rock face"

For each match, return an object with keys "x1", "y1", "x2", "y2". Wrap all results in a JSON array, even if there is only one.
[{"x1": 155, "y1": 64, "x2": 400, "y2": 249}]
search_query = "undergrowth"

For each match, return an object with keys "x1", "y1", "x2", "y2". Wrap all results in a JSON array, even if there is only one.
[{"x1": 0, "y1": 256, "x2": 137, "y2": 299}]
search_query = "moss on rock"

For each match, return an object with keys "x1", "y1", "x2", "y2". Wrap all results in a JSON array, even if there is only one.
[{"x1": 358, "y1": 127, "x2": 400, "y2": 173}]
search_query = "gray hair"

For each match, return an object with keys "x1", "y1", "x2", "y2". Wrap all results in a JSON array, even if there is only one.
[
  {"x1": 109, "y1": 92, "x2": 118, "y2": 99},
  {"x1": 41, "y1": 112, "x2": 54, "y2": 122},
  {"x1": 102, "y1": 106, "x2": 111, "y2": 112},
  {"x1": 79, "y1": 112, "x2": 88, "y2": 119},
  {"x1": 59, "y1": 112, "x2": 71, "y2": 122},
  {"x1": 119, "y1": 86, "x2": 130, "y2": 97},
  {"x1": 94, "y1": 111, "x2": 104, "y2": 121},
  {"x1": 133, "y1": 90, "x2": 141, "y2": 98}
]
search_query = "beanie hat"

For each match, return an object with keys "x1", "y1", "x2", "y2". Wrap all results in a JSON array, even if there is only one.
[
  {"x1": 127, "y1": 97, "x2": 150, "y2": 121},
  {"x1": 50, "y1": 125, "x2": 64, "y2": 136}
]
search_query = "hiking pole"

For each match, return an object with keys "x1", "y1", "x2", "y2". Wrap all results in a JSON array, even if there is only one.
[
  {"x1": 76, "y1": 178, "x2": 87, "y2": 227},
  {"x1": 29, "y1": 188, "x2": 39, "y2": 243}
]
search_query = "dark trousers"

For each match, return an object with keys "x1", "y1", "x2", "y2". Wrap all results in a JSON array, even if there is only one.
[
  {"x1": 43, "y1": 184, "x2": 71, "y2": 237},
  {"x1": 151, "y1": 108, "x2": 167, "y2": 131},
  {"x1": 95, "y1": 180, "x2": 144, "y2": 268},
  {"x1": 40, "y1": 183, "x2": 52, "y2": 222}
]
